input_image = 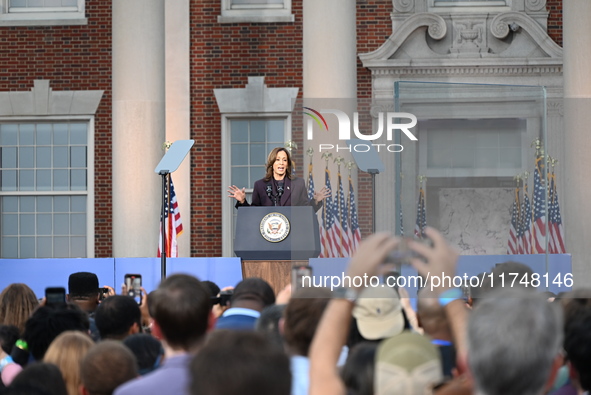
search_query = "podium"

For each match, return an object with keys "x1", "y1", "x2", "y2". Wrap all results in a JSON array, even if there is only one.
[{"x1": 234, "y1": 206, "x2": 320, "y2": 294}]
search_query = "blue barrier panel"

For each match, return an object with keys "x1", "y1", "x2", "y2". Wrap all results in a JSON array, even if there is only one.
[
  {"x1": 0, "y1": 258, "x2": 115, "y2": 299},
  {"x1": 114, "y1": 257, "x2": 243, "y2": 293},
  {"x1": 0, "y1": 257, "x2": 243, "y2": 298},
  {"x1": 0, "y1": 255, "x2": 571, "y2": 300}
]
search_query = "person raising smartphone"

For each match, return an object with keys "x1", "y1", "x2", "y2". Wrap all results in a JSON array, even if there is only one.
[{"x1": 228, "y1": 147, "x2": 329, "y2": 211}]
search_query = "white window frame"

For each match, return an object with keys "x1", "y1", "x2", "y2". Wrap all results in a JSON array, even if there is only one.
[
  {"x1": 218, "y1": 0, "x2": 294, "y2": 23},
  {"x1": 214, "y1": 76, "x2": 299, "y2": 257},
  {"x1": 0, "y1": 116, "x2": 95, "y2": 258},
  {"x1": 221, "y1": 114, "x2": 291, "y2": 257},
  {"x1": 0, "y1": 0, "x2": 87, "y2": 26},
  {"x1": 0, "y1": 80, "x2": 103, "y2": 258}
]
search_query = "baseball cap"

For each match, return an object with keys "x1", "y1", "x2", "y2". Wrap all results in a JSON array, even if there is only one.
[
  {"x1": 375, "y1": 331, "x2": 443, "y2": 395},
  {"x1": 352, "y1": 286, "x2": 404, "y2": 340}
]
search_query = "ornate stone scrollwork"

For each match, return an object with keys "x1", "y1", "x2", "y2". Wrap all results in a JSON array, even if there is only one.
[
  {"x1": 491, "y1": 16, "x2": 512, "y2": 39},
  {"x1": 525, "y1": 0, "x2": 546, "y2": 12},
  {"x1": 417, "y1": 13, "x2": 447, "y2": 41},
  {"x1": 490, "y1": 12, "x2": 563, "y2": 59},
  {"x1": 451, "y1": 18, "x2": 487, "y2": 55},
  {"x1": 428, "y1": 19, "x2": 446, "y2": 40},
  {"x1": 393, "y1": 0, "x2": 414, "y2": 13}
]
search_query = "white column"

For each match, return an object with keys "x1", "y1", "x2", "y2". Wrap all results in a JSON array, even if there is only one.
[
  {"x1": 303, "y1": 0, "x2": 357, "y2": 225},
  {"x1": 303, "y1": 0, "x2": 356, "y2": 100},
  {"x1": 112, "y1": 0, "x2": 165, "y2": 257},
  {"x1": 563, "y1": 0, "x2": 591, "y2": 286},
  {"x1": 165, "y1": 0, "x2": 191, "y2": 257}
]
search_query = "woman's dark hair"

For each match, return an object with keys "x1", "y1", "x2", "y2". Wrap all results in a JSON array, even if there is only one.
[
  {"x1": 0, "y1": 325, "x2": 19, "y2": 354},
  {"x1": 8, "y1": 362, "x2": 68, "y2": 395},
  {"x1": 22, "y1": 304, "x2": 89, "y2": 361},
  {"x1": 341, "y1": 342, "x2": 378, "y2": 395},
  {"x1": 264, "y1": 147, "x2": 293, "y2": 181},
  {"x1": 123, "y1": 333, "x2": 164, "y2": 375}
]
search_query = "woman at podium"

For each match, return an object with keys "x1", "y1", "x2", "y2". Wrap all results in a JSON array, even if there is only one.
[{"x1": 228, "y1": 147, "x2": 329, "y2": 211}]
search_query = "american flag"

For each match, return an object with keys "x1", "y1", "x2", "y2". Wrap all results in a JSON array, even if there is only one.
[
  {"x1": 414, "y1": 185, "x2": 427, "y2": 238},
  {"x1": 348, "y1": 176, "x2": 361, "y2": 252},
  {"x1": 157, "y1": 175, "x2": 183, "y2": 258},
  {"x1": 335, "y1": 171, "x2": 351, "y2": 257},
  {"x1": 520, "y1": 182, "x2": 532, "y2": 254},
  {"x1": 307, "y1": 162, "x2": 322, "y2": 258},
  {"x1": 531, "y1": 156, "x2": 547, "y2": 253},
  {"x1": 319, "y1": 167, "x2": 338, "y2": 258},
  {"x1": 548, "y1": 172, "x2": 566, "y2": 254},
  {"x1": 507, "y1": 186, "x2": 521, "y2": 255},
  {"x1": 307, "y1": 162, "x2": 315, "y2": 203},
  {"x1": 547, "y1": 174, "x2": 555, "y2": 254}
]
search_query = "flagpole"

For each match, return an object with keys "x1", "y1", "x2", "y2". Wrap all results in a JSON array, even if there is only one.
[
  {"x1": 159, "y1": 170, "x2": 168, "y2": 280},
  {"x1": 335, "y1": 156, "x2": 344, "y2": 257}
]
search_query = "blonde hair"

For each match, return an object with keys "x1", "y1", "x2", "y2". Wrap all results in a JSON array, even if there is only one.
[
  {"x1": 44, "y1": 331, "x2": 95, "y2": 395},
  {"x1": 0, "y1": 283, "x2": 39, "y2": 335}
]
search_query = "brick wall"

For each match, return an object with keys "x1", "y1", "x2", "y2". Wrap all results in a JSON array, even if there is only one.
[
  {"x1": 189, "y1": 0, "x2": 304, "y2": 256},
  {"x1": 547, "y1": 0, "x2": 562, "y2": 46},
  {"x1": 0, "y1": 1, "x2": 113, "y2": 257}
]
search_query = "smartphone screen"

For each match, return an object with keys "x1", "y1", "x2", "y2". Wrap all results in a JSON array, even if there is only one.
[
  {"x1": 45, "y1": 287, "x2": 66, "y2": 308},
  {"x1": 291, "y1": 265, "x2": 312, "y2": 291},
  {"x1": 99, "y1": 287, "x2": 109, "y2": 301},
  {"x1": 124, "y1": 274, "x2": 142, "y2": 305}
]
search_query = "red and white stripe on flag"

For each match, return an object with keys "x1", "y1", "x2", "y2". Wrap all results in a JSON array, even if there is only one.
[{"x1": 158, "y1": 176, "x2": 183, "y2": 258}]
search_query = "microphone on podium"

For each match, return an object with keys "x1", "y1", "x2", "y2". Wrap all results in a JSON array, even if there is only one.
[
  {"x1": 266, "y1": 184, "x2": 277, "y2": 205},
  {"x1": 277, "y1": 185, "x2": 284, "y2": 200}
]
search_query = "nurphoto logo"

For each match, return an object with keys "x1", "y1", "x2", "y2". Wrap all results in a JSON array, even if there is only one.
[{"x1": 303, "y1": 107, "x2": 418, "y2": 153}]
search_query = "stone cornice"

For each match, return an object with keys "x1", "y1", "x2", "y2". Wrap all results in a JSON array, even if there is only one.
[
  {"x1": 368, "y1": 63, "x2": 562, "y2": 76},
  {"x1": 0, "y1": 80, "x2": 104, "y2": 117}
]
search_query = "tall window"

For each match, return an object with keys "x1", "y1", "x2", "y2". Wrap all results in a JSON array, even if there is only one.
[
  {"x1": 0, "y1": 122, "x2": 90, "y2": 258},
  {"x1": 229, "y1": 118, "x2": 287, "y2": 238}
]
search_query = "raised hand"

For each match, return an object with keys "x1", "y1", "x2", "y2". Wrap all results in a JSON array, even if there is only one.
[
  {"x1": 227, "y1": 185, "x2": 246, "y2": 204},
  {"x1": 313, "y1": 187, "x2": 331, "y2": 203}
]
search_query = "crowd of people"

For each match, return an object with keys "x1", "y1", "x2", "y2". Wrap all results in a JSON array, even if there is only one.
[{"x1": 0, "y1": 227, "x2": 588, "y2": 395}]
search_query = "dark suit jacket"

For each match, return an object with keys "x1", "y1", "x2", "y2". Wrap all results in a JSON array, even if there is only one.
[{"x1": 236, "y1": 177, "x2": 322, "y2": 212}]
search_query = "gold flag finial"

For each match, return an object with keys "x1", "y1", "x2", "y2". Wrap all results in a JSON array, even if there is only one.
[
  {"x1": 514, "y1": 173, "x2": 522, "y2": 186},
  {"x1": 334, "y1": 156, "x2": 344, "y2": 171},
  {"x1": 285, "y1": 140, "x2": 298, "y2": 153},
  {"x1": 531, "y1": 138, "x2": 544, "y2": 157},
  {"x1": 346, "y1": 161, "x2": 356, "y2": 176}
]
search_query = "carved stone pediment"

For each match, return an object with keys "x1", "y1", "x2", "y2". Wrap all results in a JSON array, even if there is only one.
[{"x1": 360, "y1": 11, "x2": 562, "y2": 67}]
